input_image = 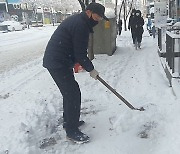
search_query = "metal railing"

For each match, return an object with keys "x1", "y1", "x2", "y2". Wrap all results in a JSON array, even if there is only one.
[
  {"x1": 158, "y1": 28, "x2": 162, "y2": 51},
  {"x1": 157, "y1": 27, "x2": 180, "y2": 86},
  {"x1": 166, "y1": 31, "x2": 180, "y2": 74},
  {"x1": 157, "y1": 27, "x2": 167, "y2": 57}
]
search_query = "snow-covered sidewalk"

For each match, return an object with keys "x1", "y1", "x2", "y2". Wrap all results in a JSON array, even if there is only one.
[{"x1": 0, "y1": 29, "x2": 180, "y2": 154}]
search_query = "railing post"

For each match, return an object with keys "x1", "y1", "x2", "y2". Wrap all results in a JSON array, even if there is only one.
[
  {"x1": 166, "y1": 32, "x2": 176, "y2": 73},
  {"x1": 178, "y1": 39, "x2": 180, "y2": 75},
  {"x1": 158, "y1": 28, "x2": 162, "y2": 51},
  {"x1": 172, "y1": 38, "x2": 175, "y2": 73}
]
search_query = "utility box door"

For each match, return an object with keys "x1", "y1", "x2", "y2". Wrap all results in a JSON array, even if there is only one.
[{"x1": 92, "y1": 18, "x2": 117, "y2": 56}]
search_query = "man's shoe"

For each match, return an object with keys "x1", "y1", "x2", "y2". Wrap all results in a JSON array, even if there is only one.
[
  {"x1": 63, "y1": 120, "x2": 85, "y2": 129},
  {"x1": 66, "y1": 129, "x2": 90, "y2": 144},
  {"x1": 138, "y1": 43, "x2": 141, "y2": 48},
  {"x1": 77, "y1": 120, "x2": 85, "y2": 127}
]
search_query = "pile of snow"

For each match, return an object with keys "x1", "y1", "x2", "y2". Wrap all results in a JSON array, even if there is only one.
[
  {"x1": 173, "y1": 22, "x2": 180, "y2": 27},
  {"x1": 105, "y1": 8, "x2": 116, "y2": 18}
]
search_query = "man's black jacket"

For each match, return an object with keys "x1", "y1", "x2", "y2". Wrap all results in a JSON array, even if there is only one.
[
  {"x1": 43, "y1": 12, "x2": 94, "y2": 72},
  {"x1": 128, "y1": 10, "x2": 144, "y2": 34}
]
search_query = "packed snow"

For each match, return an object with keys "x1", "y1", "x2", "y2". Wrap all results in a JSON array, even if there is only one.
[{"x1": 0, "y1": 24, "x2": 180, "y2": 154}]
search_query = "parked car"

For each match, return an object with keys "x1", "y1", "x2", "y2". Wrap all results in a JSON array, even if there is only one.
[
  {"x1": 173, "y1": 21, "x2": 180, "y2": 27},
  {"x1": 0, "y1": 20, "x2": 25, "y2": 31},
  {"x1": 20, "y1": 21, "x2": 27, "y2": 29},
  {"x1": 0, "y1": 25, "x2": 8, "y2": 33},
  {"x1": 172, "y1": 22, "x2": 180, "y2": 33},
  {"x1": 167, "y1": 18, "x2": 177, "y2": 26}
]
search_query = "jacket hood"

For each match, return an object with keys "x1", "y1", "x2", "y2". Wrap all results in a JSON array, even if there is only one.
[{"x1": 136, "y1": 10, "x2": 142, "y2": 16}]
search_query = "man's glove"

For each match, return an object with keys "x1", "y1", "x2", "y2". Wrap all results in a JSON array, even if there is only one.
[{"x1": 90, "y1": 69, "x2": 99, "y2": 80}]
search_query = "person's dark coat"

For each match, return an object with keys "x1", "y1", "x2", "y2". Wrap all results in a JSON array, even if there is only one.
[
  {"x1": 118, "y1": 19, "x2": 122, "y2": 35},
  {"x1": 128, "y1": 9, "x2": 136, "y2": 30},
  {"x1": 129, "y1": 10, "x2": 144, "y2": 43},
  {"x1": 43, "y1": 12, "x2": 94, "y2": 72},
  {"x1": 130, "y1": 10, "x2": 144, "y2": 35}
]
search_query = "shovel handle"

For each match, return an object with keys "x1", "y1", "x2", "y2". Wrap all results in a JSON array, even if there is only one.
[{"x1": 97, "y1": 75, "x2": 145, "y2": 111}]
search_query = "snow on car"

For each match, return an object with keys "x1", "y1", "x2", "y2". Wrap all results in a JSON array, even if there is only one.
[{"x1": 0, "y1": 20, "x2": 25, "y2": 31}]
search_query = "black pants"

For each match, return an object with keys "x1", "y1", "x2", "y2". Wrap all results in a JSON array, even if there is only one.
[
  {"x1": 47, "y1": 67, "x2": 81, "y2": 134},
  {"x1": 131, "y1": 28, "x2": 143, "y2": 44},
  {"x1": 131, "y1": 29, "x2": 136, "y2": 44},
  {"x1": 132, "y1": 32, "x2": 142, "y2": 44},
  {"x1": 118, "y1": 27, "x2": 122, "y2": 35}
]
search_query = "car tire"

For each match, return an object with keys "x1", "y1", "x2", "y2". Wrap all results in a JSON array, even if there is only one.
[{"x1": 12, "y1": 27, "x2": 15, "y2": 31}]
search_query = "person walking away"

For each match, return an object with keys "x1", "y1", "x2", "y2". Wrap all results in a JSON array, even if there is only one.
[
  {"x1": 26, "y1": 17, "x2": 30, "y2": 29},
  {"x1": 129, "y1": 10, "x2": 144, "y2": 48},
  {"x1": 43, "y1": 2, "x2": 109, "y2": 144},
  {"x1": 118, "y1": 19, "x2": 122, "y2": 35},
  {"x1": 128, "y1": 9, "x2": 136, "y2": 44},
  {"x1": 151, "y1": 23, "x2": 156, "y2": 38},
  {"x1": 147, "y1": 16, "x2": 152, "y2": 36},
  {"x1": 52, "y1": 18, "x2": 55, "y2": 26},
  {"x1": 147, "y1": 16, "x2": 152, "y2": 30}
]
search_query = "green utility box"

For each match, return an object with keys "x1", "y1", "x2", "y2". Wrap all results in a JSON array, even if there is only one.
[{"x1": 92, "y1": 17, "x2": 117, "y2": 56}]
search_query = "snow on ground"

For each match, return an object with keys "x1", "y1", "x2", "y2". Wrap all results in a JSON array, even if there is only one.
[
  {"x1": 0, "y1": 25, "x2": 180, "y2": 154},
  {"x1": 0, "y1": 26, "x2": 56, "y2": 73}
]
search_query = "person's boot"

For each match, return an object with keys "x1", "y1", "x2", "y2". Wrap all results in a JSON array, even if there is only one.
[
  {"x1": 138, "y1": 42, "x2": 141, "y2": 49},
  {"x1": 63, "y1": 120, "x2": 85, "y2": 129},
  {"x1": 66, "y1": 129, "x2": 90, "y2": 144}
]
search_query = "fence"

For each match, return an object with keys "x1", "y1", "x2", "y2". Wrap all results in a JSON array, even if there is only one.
[
  {"x1": 157, "y1": 27, "x2": 180, "y2": 86},
  {"x1": 166, "y1": 31, "x2": 180, "y2": 74},
  {"x1": 157, "y1": 26, "x2": 167, "y2": 57},
  {"x1": 158, "y1": 28, "x2": 162, "y2": 51}
]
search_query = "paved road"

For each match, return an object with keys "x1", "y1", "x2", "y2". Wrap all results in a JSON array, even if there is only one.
[{"x1": 0, "y1": 26, "x2": 56, "y2": 73}]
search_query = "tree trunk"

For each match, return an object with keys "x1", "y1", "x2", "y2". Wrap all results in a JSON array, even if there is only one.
[
  {"x1": 118, "y1": 0, "x2": 124, "y2": 21},
  {"x1": 119, "y1": 0, "x2": 134, "y2": 31},
  {"x1": 85, "y1": 0, "x2": 89, "y2": 6},
  {"x1": 77, "y1": 0, "x2": 86, "y2": 11},
  {"x1": 115, "y1": 0, "x2": 118, "y2": 17},
  {"x1": 123, "y1": 0, "x2": 127, "y2": 31}
]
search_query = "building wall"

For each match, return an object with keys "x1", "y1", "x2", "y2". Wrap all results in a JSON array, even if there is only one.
[
  {"x1": 0, "y1": 0, "x2": 6, "y2": 2},
  {"x1": 168, "y1": 0, "x2": 180, "y2": 20},
  {"x1": 8, "y1": 0, "x2": 20, "y2": 3},
  {"x1": 177, "y1": 0, "x2": 180, "y2": 19},
  {"x1": 0, "y1": 0, "x2": 9, "y2": 21}
]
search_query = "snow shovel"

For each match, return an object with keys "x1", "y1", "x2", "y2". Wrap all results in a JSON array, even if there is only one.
[{"x1": 97, "y1": 76, "x2": 145, "y2": 111}]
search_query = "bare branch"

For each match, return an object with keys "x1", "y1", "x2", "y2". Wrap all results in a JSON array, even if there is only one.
[
  {"x1": 125, "y1": 0, "x2": 133, "y2": 20},
  {"x1": 118, "y1": 0, "x2": 125, "y2": 20},
  {"x1": 77, "y1": 0, "x2": 86, "y2": 11}
]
